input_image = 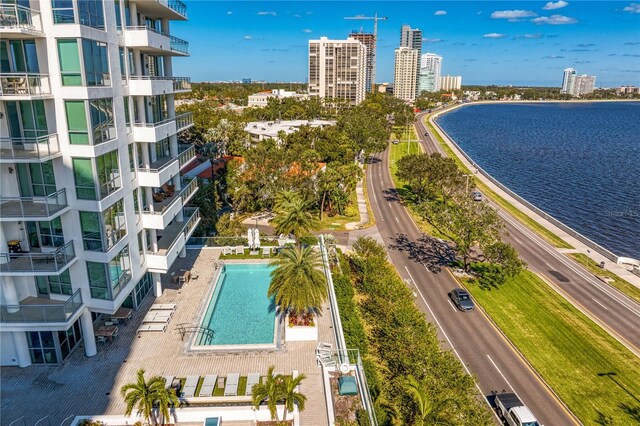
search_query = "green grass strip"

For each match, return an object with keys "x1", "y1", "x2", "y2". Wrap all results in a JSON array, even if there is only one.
[
  {"x1": 568, "y1": 253, "x2": 640, "y2": 304},
  {"x1": 466, "y1": 271, "x2": 640, "y2": 425}
]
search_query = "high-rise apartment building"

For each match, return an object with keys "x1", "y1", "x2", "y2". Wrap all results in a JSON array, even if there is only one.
[
  {"x1": 561, "y1": 68, "x2": 595, "y2": 96},
  {"x1": 561, "y1": 68, "x2": 576, "y2": 94},
  {"x1": 393, "y1": 47, "x2": 419, "y2": 102},
  {"x1": 418, "y1": 53, "x2": 442, "y2": 93},
  {"x1": 308, "y1": 37, "x2": 367, "y2": 105},
  {"x1": 400, "y1": 25, "x2": 422, "y2": 95},
  {"x1": 0, "y1": 0, "x2": 198, "y2": 367},
  {"x1": 348, "y1": 32, "x2": 375, "y2": 93},
  {"x1": 439, "y1": 75, "x2": 462, "y2": 91}
]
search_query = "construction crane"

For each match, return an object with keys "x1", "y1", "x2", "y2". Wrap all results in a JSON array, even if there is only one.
[{"x1": 344, "y1": 13, "x2": 388, "y2": 92}]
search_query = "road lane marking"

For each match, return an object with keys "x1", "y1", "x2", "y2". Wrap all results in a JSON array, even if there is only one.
[
  {"x1": 447, "y1": 299, "x2": 457, "y2": 312},
  {"x1": 486, "y1": 355, "x2": 519, "y2": 398},
  {"x1": 592, "y1": 297, "x2": 609, "y2": 311},
  {"x1": 395, "y1": 216, "x2": 400, "y2": 224},
  {"x1": 512, "y1": 236, "x2": 523, "y2": 244}
]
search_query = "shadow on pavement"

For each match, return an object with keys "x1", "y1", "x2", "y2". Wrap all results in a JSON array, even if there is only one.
[{"x1": 389, "y1": 233, "x2": 456, "y2": 273}]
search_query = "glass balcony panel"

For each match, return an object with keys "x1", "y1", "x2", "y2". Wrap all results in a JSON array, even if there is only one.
[
  {"x1": 0, "y1": 290, "x2": 82, "y2": 323},
  {"x1": 0, "y1": 134, "x2": 60, "y2": 162},
  {"x1": 0, "y1": 241, "x2": 76, "y2": 274},
  {"x1": 0, "y1": 189, "x2": 68, "y2": 219},
  {"x1": 0, "y1": 74, "x2": 51, "y2": 96}
]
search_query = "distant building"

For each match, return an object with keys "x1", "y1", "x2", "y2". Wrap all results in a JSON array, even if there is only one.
[
  {"x1": 242, "y1": 78, "x2": 252, "y2": 84},
  {"x1": 573, "y1": 75, "x2": 596, "y2": 96},
  {"x1": 377, "y1": 82, "x2": 394, "y2": 94},
  {"x1": 394, "y1": 47, "x2": 419, "y2": 102},
  {"x1": 308, "y1": 37, "x2": 367, "y2": 105},
  {"x1": 418, "y1": 53, "x2": 442, "y2": 93},
  {"x1": 247, "y1": 89, "x2": 308, "y2": 107},
  {"x1": 617, "y1": 86, "x2": 640, "y2": 94},
  {"x1": 464, "y1": 90, "x2": 481, "y2": 101},
  {"x1": 440, "y1": 75, "x2": 462, "y2": 91},
  {"x1": 561, "y1": 68, "x2": 576, "y2": 94},
  {"x1": 244, "y1": 120, "x2": 336, "y2": 143},
  {"x1": 349, "y1": 32, "x2": 376, "y2": 92},
  {"x1": 400, "y1": 25, "x2": 422, "y2": 95}
]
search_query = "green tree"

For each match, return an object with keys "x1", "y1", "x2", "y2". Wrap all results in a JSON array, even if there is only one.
[
  {"x1": 352, "y1": 236, "x2": 387, "y2": 260},
  {"x1": 405, "y1": 375, "x2": 458, "y2": 426},
  {"x1": 215, "y1": 212, "x2": 246, "y2": 237},
  {"x1": 280, "y1": 374, "x2": 307, "y2": 421},
  {"x1": 269, "y1": 246, "x2": 327, "y2": 315},
  {"x1": 483, "y1": 242, "x2": 526, "y2": 278},
  {"x1": 120, "y1": 369, "x2": 179, "y2": 425},
  {"x1": 252, "y1": 366, "x2": 283, "y2": 422},
  {"x1": 271, "y1": 195, "x2": 320, "y2": 244},
  {"x1": 397, "y1": 153, "x2": 465, "y2": 202}
]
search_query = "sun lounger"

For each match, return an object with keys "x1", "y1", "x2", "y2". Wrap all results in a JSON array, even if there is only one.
[
  {"x1": 262, "y1": 247, "x2": 271, "y2": 257},
  {"x1": 143, "y1": 315, "x2": 171, "y2": 324},
  {"x1": 316, "y1": 342, "x2": 333, "y2": 355},
  {"x1": 224, "y1": 373, "x2": 240, "y2": 396},
  {"x1": 137, "y1": 324, "x2": 167, "y2": 334},
  {"x1": 150, "y1": 303, "x2": 176, "y2": 311},
  {"x1": 182, "y1": 375, "x2": 199, "y2": 398},
  {"x1": 147, "y1": 309, "x2": 173, "y2": 319},
  {"x1": 234, "y1": 246, "x2": 244, "y2": 255},
  {"x1": 246, "y1": 373, "x2": 260, "y2": 394},
  {"x1": 222, "y1": 246, "x2": 232, "y2": 255},
  {"x1": 163, "y1": 376, "x2": 175, "y2": 389},
  {"x1": 199, "y1": 374, "x2": 218, "y2": 397}
]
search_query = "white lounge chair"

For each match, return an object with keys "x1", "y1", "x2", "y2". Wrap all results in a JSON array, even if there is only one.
[
  {"x1": 143, "y1": 312, "x2": 172, "y2": 324},
  {"x1": 182, "y1": 375, "x2": 199, "y2": 398},
  {"x1": 262, "y1": 246, "x2": 271, "y2": 257},
  {"x1": 224, "y1": 373, "x2": 240, "y2": 396},
  {"x1": 246, "y1": 373, "x2": 260, "y2": 394},
  {"x1": 234, "y1": 246, "x2": 244, "y2": 255},
  {"x1": 163, "y1": 376, "x2": 175, "y2": 389},
  {"x1": 222, "y1": 246, "x2": 232, "y2": 255},
  {"x1": 199, "y1": 374, "x2": 218, "y2": 397},
  {"x1": 137, "y1": 324, "x2": 167, "y2": 334},
  {"x1": 150, "y1": 303, "x2": 176, "y2": 311}
]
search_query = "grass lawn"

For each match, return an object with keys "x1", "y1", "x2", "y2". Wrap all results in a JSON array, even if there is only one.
[
  {"x1": 423, "y1": 117, "x2": 573, "y2": 250},
  {"x1": 466, "y1": 271, "x2": 640, "y2": 425},
  {"x1": 568, "y1": 253, "x2": 640, "y2": 304},
  {"x1": 318, "y1": 188, "x2": 360, "y2": 231},
  {"x1": 221, "y1": 248, "x2": 271, "y2": 260}
]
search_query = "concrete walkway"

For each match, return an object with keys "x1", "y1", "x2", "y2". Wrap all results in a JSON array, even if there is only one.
[
  {"x1": 427, "y1": 111, "x2": 640, "y2": 288},
  {"x1": 345, "y1": 167, "x2": 371, "y2": 230}
]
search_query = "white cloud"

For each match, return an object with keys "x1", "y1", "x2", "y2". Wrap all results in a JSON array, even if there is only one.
[
  {"x1": 226, "y1": 11, "x2": 232, "y2": 15},
  {"x1": 243, "y1": 35, "x2": 252, "y2": 40},
  {"x1": 531, "y1": 14, "x2": 577, "y2": 24},
  {"x1": 484, "y1": 33, "x2": 507, "y2": 38},
  {"x1": 302, "y1": 29, "x2": 312, "y2": 33},
  {"x1": 257, "y1": 11, "x2": 276, "y2": 16},
  {"x1": 491, "y1": 10, "x2": 537, "y2": 21},
  {"x1": 623, "y1": 3, "x2": 640, "y2": 13},
  {"x1": 543, "y1": 1, "x2": 569, "y2": 10},
  {"x1": 423, "y1": 38, "x2": 443, "y2": 43},
  {"x1": 434, "y1": 10, "x2": 447, "y2": 16},
  {"x1": 524, "y1": 33, "x2": 543, "y2": 38}
]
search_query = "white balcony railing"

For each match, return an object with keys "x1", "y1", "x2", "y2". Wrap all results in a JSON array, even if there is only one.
[
  {"x1": 0, "y1": 4, "x2": 42, "y2": 33},
  {"x1": 0, "y1": 290, "x2": 82, "y2": 324},
  {"x1": 0, "y1": 73, "x2": 51, "y2": 96},
  {"x1": 0, "y1": 241, "x2": 76, "y2": 275},
  {"x1": 0, "y1": 134, "x2": 60, "y2": 162},
  {"x1": 0, "y1": 189, "x2": 68, "y2": 220}
]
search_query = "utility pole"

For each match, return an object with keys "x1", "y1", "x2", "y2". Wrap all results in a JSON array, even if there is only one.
[{"x1": 344, "y1": 13, "x2": 388, "y2": 92}]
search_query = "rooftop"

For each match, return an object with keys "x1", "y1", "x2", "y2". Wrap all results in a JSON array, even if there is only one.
[{"x1": 244, "y1": 119, "x2": 336, "y2": 139}]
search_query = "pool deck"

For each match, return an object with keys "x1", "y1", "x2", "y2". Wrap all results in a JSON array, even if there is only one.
[{"x1": 0, "y1": 249, "x2": 333, "y2": 425}]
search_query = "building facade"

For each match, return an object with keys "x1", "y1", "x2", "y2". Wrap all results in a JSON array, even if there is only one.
[
  {"x1": 561, "y1": 68, "x2": 595, "y2": 96},
  {"x1": 393, "y1": 47, "x2": 419, "y2": 102},
  {"x1": 400, "y1": 25, "x2": 422, "y2": 95},
  {"x1": 308, "y1": 37, "x2": 367, "y2": 105},
  {"x1": 439, "y1": 75, "x2": 462, "y2": 91},
  {"x1": 348, "y1": 32, "x2": 375, "y2": 93},
  {"x1": 561, "y1": 68, "x2": 576, "y2": 94},
  {"x1": 247, "y1": 89, "x2": 308, "y2": 107},
  {"x1": 0, "y1": 0, "x2": 198, "y2": 367},
  {"x1": 418, "y1": 53, "x2": 442, "y2": 93}
]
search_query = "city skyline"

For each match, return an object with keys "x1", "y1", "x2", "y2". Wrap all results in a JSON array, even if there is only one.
[{"x1": 173, "y1": 1, "x2": 640, "y2": 87}]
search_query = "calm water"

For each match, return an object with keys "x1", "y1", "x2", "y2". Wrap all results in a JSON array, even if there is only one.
[
  {"x1": 437, "y1": 102, "x2": 640, "y2": 259},
  {"x1": 199, "y1": 263, "x2": 276, "y2": 345}
]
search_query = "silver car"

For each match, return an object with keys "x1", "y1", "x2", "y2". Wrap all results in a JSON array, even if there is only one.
[{"x1": 449, "y1": 288, "x2": 475, "y2": 311}]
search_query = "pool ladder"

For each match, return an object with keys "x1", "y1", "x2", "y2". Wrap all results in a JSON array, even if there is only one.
[{"x1": 176, "y1": 323, "x2": 215, "y2": 342}]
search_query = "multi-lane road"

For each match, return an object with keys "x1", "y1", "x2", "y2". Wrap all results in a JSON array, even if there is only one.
[{"x1": 363, "y1": 112, "x2": 640, "y2": 424}]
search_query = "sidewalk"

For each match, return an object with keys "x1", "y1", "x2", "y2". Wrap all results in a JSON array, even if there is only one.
[
  {"x1": 427, "y1": 112, "x2": 640, "y2": 289},
  {"x1": 345, "y1": 173, "x2": 371, "y2": 231}
]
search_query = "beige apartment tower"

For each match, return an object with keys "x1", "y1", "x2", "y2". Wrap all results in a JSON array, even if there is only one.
[
  {"x1": 394, "y1": 47, "x2": 419, "y2": 102},
  {"x1": 308, "y1": 37, "x2": 367, "y2": 105}
]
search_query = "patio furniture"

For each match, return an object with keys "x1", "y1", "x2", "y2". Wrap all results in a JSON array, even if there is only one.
[
  {"x1": 143, "y1": 312, "x2": 172, "y2": 324},
  {"x1": 262, "y1": 247, "x2": 271, "y2": 257},
  {"x1": 150, "y1": 303, "x2": 176, "y2": 311},
  {"x1": 224, "y1": 373, "x2": 240, "y2": 396},
  {"x1": 199, "y1": 374, "x2": 218, "y2": 397},
  {"x1": 95, "y1": 325, "x2": 119, "y2": 342},
  {"x1": 96, "y1": 335, "x2": 107, "y2": 344},
  {"x1": 164, "y1": 376, "x2": 175, "y2": 389},
  {"x1": 110, "y1": 307, "x2": 133, "y2": 325},
  {"x1": 190, "y1": 270, "x2": 199, "y2": 280},
  {"x1": 153, "y1": 192, "x2": 166, "y2": 203},
  {"x1": 234, "y1": 246, "x2": 244, "y2": 255},
  {"x1": 137, "y1": 323, "x2": 167, "y2": 334},
  {"x1": 246, "y1": 373, "x2": 260, "y2": 394},
  {"x1": 182, "y1": 375, "x2": 199, "y2": 398},
  {"x1": 222, "y1": 246, "x2": 232, "y2": 255}
]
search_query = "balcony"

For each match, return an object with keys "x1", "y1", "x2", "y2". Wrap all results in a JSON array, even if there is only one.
[
  {"x1": 170, "y1": 35, "x2": 189, "y2": 55},
  {"x1": 178, "y1": 144, "x2": 196, "y2": 169},
  {"x1": 146, "y1": 208, "x2": 200, "y2": 273},
  {"x1": 0, "y1": 189, "x2": 69, "y2": 221},
  {"x1": 137, "y1": 155, "x2": 180, "y2": 188},
  {"x1": 175, "y1": 112, "x2": 194, "y2": 132},
  {"x1": 128, "y1": 75, "x2": 173, "y2": 96},
  {"x1": 0, "y1": 73, "x2": 51, "y2": 98},
  {"x1": 134, "y1": 0, "x2": 188, "y2": 21},
  {"x1": 141, "y1": 177, "x2": 198, "y2": 229},
  {"x1": 0, "y1": 241, "x2": 76, "y2": 276},
  {"x1": 133, "y1": 116, "x2": 177, "y2": 142},
  {"x1": 0, "y1": 4, "x2": 43, "y2": 38},
  {"x1": 124, "y1": 26, "x2": 188, "y2": 56},
  {"x1": 172, "y1": 77, "x2": 191, "y2": 93},
  {"x1": 0, "y1": 134, "x2": 61, "y2": 163},
  {"x1": 0, "y1": 290, "x2": 83, "y2": 325}
]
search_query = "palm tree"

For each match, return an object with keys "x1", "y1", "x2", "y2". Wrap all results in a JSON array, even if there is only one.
[
  {"x1": 271, "y1": 195, "x2": 320, "y2": 246},
  {"x1": 252, "y1": 366, "x2": 283, "y2": 422},
  {"x1": 269, "y1": 246, "x2": 327, "y2": 316},
  {"x1": 120, "y1": 369, "x2": 179, "y2": 425},
  {"x1": 280, "y1": 373, "x2": 307, "y2": 421},
  {"x1": 405, "y1": 375, "x2": 458, "y2": 426}
]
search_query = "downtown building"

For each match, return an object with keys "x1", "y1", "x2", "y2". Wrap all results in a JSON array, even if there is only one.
[
  {"x1": 348, "y1": 31, "x2": 375, "y2": 93},
  {"x1": 399, "y1": 25, "x2": 422, "y2": 96},
  {"x1": 418, "y1": 52, "x2": 442, "y2": 93},
  {"x1": 393, "y1": 47, "x2": 419, "y2": 102},
  {"x1": 308, "y1": 36, "x2": 367, "y2": 105},
  {"x1": 0, "y1": 0, "x2": 198, "y2": 367},
  {"x1": 440, "y1": 75, "x2": 462, "y2": 91},
  {"x1": 561, "y1": 68, "x2": 596, "y2": 97}
]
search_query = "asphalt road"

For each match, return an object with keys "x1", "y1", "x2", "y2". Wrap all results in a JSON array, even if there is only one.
[
  {"x1": 366, "y1": 145, "x2": 578, "y2": 424},
  {"x1": 415, "y1": 112, "x2": 640, "y2": 356}
]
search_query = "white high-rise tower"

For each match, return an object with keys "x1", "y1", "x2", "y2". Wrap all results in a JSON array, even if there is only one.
[{"x1": 419, "y1": 53, "x2": 443, "y2": 93}]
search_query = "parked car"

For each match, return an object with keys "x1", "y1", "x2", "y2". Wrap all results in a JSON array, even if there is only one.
[
  {"x1": 472, "y1": 191, "x2": 483, "y2": 201},
  {"x1": 392, "y1": 139, "x2": 399, "y2": 144},
  {"x1": 449, "y1": 288, "x2": 475, "y2": 311}
]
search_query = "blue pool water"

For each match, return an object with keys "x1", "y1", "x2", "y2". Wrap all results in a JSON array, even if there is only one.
[{"x1": 198, "y1": 263, "x2": 276, "y2": 346}]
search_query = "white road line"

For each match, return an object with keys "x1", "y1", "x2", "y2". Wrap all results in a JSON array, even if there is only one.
[
  {"x1": 592, "y1": 297, "x2": 609, "y2": 311},
  {"x1": 395, "y1": 216, "x2": 400, "y2": 224},
  {"x1": 486, "y1": 354, "x2": 519, "y2": 399},
  {"x1": 447, "y1": 299, "x2": 458, "y2": 312},
  {"x1": 513, "y1": 236, "x2": 523, "y2": 245},
  {"x1": 545, "y1": 262, "x2": 553, "y2": 269}
]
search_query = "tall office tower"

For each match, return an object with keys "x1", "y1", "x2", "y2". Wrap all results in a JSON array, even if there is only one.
[
  {"x1": 393, "y1": 47, "x2": 419, "y2": 102},
  {"x1": 400, "y1": 25, "x2": 422, "y2": 94},
  {"x1": 439, "y1": 75, "x2": 462, "y2": 91},
  {"x1": 573, "y1": 75, "x2": 596, "y2": 96},
  {"x1": 0, "y1": 0, "x2": 198, "y2": 367},
  {"x1": 308, "y1": 37, "x2": 367, "y2": 105},
  {"x1": 561, "y1": 68, "x2": 576, "y2": 94},
  {"x1": 349, "y1": 32, "x2": 375, "y2": 92},
  {"x1": 418, "y1": 53, "x2": 443, "y2": 93}
]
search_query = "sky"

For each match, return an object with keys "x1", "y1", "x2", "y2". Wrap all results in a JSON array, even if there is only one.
[{"x1": 171, "y1": 1, "x2": 640, "y2": 87}]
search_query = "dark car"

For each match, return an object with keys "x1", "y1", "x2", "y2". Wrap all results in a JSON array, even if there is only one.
[{"x1": 449, "y1": 288, "x2": 475, "y2": 311}]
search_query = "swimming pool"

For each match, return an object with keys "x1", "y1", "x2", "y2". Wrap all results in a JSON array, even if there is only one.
[{"x1": 195, "y1": 263, "x2": 278, "y2": 348}]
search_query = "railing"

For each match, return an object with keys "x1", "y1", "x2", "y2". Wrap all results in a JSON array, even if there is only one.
[
  {"x1": 172, "y1": 76, "x2": 191, "y2": 91},
  {"x1": 0, "y1": 189, "x2": 68, "y2": 219},
  {"x1": 112, "y1": 271, "x2": 132, "y2": 299},
  {"x1": 0, "y1": 73, "x2": 51, "y2": 96},
  {"x1": 432, "y1": 115, "x2": 622, "y2": 263},
  {"x1": 0, "y1": 4, "x2": 41, "y2": 32},
  {"x1": 125, "y1": 25, "x2": 164, "y2": 35},
  {"x1": 138, "y1": 156, "x2": 178, "y2": 174},
  {"x1": 164, "y1": 0, "x2": 188, "y2": 18},
  {"x1": 134, "y1": 115, "x2": 174, "y2": 128},
  {"x1": 186, "y1": 236, "x2": 287, "y2": 247},
  {"x1": 170, "y1": 35, "x2": 189, "y2": 54},
  {"x1": 0, "y1": 134, "x2": 60, "y2": 161},
  {"x1": 319, "y1": 235, "x2": 347, "y2": 356},
  {"x1": 178, "y1": 144, "x2": 196, "y2": 168},
  {"x1": 0, "y1": 241, "x2": 75, "y2": 274},
  {"x1": 0, "y1": 290, "x2": 82, "y2": 323},
  {"x1": 180, "y1": 176, "x2": 198, "y2": 204},
  {"x1": 183, "y1": 207, "x2": 200, "y2": 238},
  {"x1": 175, "y1": 112, "x2": 193, "y2": 132},
  {"x1": 129, "y1": 75, "x2": 171, "y2": 82}
]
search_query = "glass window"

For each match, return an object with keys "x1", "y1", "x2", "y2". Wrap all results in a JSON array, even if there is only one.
[
  {"x1": 38, "y1": 217, "x2": 64, "y2": 247},
  {"x1": 65, "y1": 101, "x2": 89, "y2": 144},
  {"x1": 123, "y1": 96, "x2": 131, "y2": 133},
  {"x1": 104, "y1": 199, "x2": 127, "y2": 250},
  {"x1": 82, "y1": 39, "x2": 109, "y2": 86},
  {"x1": 128, "y1": 144, "x2": 135, "y2": 172},
  {"x1": 16, "y1": 161, "x2": 56, "y2": 197},
  {"x1": 57, "y1": 39, "x2": 81, "y2": 86},
  {"x1": 87, "y1": 245, "x2": 131, "y2": 300},
  {"x1": 72, "y1": 158, "x2": 96, "y2": 200},
  {"x1": 52, "y1": 0, "x2": 75, "y2": 24},
  {"x1": 87, "y1": 261, "x2": 109, "y2": 299},
  {"x1": 36, "y1": 270, "x2": 72, "y2": 296},
  {"x1": 134, "y1": 272, "x2": 152, "y2": 307},
  {"x1": 27, "y1": 331, "x2": 57, "y2": 364},
  {"x1": 58, "y1": 319, "x2": 81, "y2": 360},
  {"x1": 89, "y1": 98, "x2": 115, "y2": 144},
  {"x1": 119, "y1": 47, "x2": 126, "y2": 78},
  {"x1": 96, "y1": 150, "x2": 120, "y2": 199},
  {"x1": 114, "y1": 0, "x2": 122, "y2": 30},
  {"x1": 4, "y1": 40, "x2": 39, "y2": 73},
  {"x1": 78, "y1": 0, "x2": 105, "y2": 30},
  {"x1": 80, "y1": 211, "x2": 102, "y2": 251}
]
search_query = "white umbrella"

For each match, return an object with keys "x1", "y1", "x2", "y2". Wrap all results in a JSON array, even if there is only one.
[
  {"x1": 254, "y1": 228, "x2": 261, "y2": 249},
  {"x1": 247, "y1": 228, "x2": 254, "y2": 249}
]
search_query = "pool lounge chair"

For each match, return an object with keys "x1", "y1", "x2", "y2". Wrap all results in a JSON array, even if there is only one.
[
  {"x1": 222, "y1": 246, "x2": 232, "y2": 255},
  {"x1": 143, "y1": 313, "x2": 172, "y2": 324},
  {"x1": 137, "y1": 324, "x2": 167, "y2": 334},
  {"x1": 163, "y1": 376, "x2": 175, "y2": 389},
  {"x1": 234, "y1": 246, "x2": 244, "y2": 255},
  {"x1": 246, "y1": 373, "x2": 260, "y2": 394},
  {"x1": 182, "y1": 375, "x2": 199, "y2": 398},
  {"x1": 224, "y1": 373, "x2": 240, "y2": 396},
  {"x1": 150, "y1": 303, "x2": 176, "y2": 311},
  {"x1": 262, "y1": 247, "x2": 271, "y2": 257},
  {"x1": 199, "y1": 374, "x2": 218, "y2": 397}
]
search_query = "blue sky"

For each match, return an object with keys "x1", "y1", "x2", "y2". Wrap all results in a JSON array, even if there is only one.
[{"x1": 172, "y1": 1, "x2": 640, "y2": 87}]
